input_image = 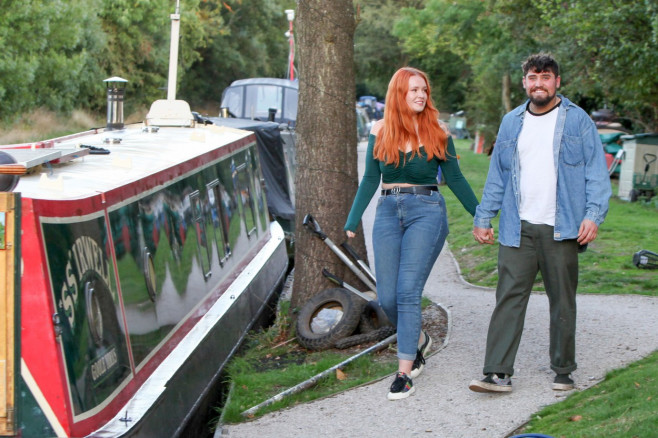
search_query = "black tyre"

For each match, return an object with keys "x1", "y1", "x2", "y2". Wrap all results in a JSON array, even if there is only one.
[
  {"x1": 357, "y1": 300, "x2": 394, "y2": 334},
  {"x1": 334, "y1": 326, "x2": 397, "y2": 349},
  {"x1": 0, "y1": 151, "x2": 19, "y2": 192},
  {"x1": 630, "y1": 189, "x2": 639, "y2": 202},
  {"x1": 296, "y1": 288, "x2": 364, "y2": 350}
]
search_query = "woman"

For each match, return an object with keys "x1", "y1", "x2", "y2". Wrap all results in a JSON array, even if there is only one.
[{"x1": 345, "y1": 67, "x2": 478, "y2": 400}]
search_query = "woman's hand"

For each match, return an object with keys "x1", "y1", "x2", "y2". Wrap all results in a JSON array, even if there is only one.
[{"x1": 346, "y1": 231, "x2": 355, "y2": 239}]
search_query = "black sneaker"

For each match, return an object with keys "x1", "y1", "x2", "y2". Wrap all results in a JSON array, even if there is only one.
[
  {"x1": 410, "y1": 331, "x2": 432, "y2": 378},
  {"x1": 468, "y1": 373, "x2": 512, "y2": 393},
  {"x1": 387, "y1": 372, "x2": 415, "y2": 400},
  {"x1": 552, "y1": 373, "x2": 574, "y2": 391}
]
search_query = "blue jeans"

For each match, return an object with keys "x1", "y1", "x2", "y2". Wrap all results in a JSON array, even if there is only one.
[{"x1": 372, "y1": 190, "x2": 449, "y2": 361}]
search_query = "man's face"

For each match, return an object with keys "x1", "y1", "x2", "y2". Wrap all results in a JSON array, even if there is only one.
[{"x1": 522, "y1": 69, "x2": 561, "y2": 108}]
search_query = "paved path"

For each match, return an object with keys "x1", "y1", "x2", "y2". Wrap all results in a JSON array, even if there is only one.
[{"x1": 223, "y1": 142, "x2": 658, "y2": 438}]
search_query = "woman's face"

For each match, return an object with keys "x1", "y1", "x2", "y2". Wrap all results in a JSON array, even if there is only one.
[{"x1": 405, "y1": 75, "x2": 428, "y2": 114}]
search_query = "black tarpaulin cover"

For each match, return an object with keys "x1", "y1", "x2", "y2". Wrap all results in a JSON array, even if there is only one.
[{"x1": 207, "y1": 117, "x2": 295, "y2": 221}]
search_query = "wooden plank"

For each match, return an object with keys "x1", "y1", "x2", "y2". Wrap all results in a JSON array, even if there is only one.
[
  {"x1": 0, "y1": 193, "x2": 17, "y2": 435},
  {"x1": 0, "y1": 164, "x2": 27, "y2": 176}
]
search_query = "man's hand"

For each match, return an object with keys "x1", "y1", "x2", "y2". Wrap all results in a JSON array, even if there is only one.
[
  {"x1": 473, "y1": 226, "x2": 495, "y2": 245},
  {"x1": 346, "y1": 230, "x2": 355, "y2": 239},
  {"x1": 577, "y1": 219, "x2": 599, "y2": 245}
]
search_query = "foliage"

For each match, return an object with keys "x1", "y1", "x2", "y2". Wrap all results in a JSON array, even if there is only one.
[
  {"x1": 352, "y1": 0, "x2": 423, "y2": 99},
  {"x1": 393, "y1": 0, "x2": 548, "y2": 140},
  {"x1": 536, "y1": 0, "x2": 658, "y2": 132},
  {"x1": 0, "y1": 0, "x2": 293, "y2": 123},
  {"x1": 390, "y1": 0, "x2": 658, "y2": 138},
  {"x1": 0, "y1": 0, "x2": 106, "y2": 120},
  {"x1": 179, "y1": 0, "x2": 294, "y2": 107},
  {"x1": 353, "y1": 0, "x2": 469, "y2": 114}
]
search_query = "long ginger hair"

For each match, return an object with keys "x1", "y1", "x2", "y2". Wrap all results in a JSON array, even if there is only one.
[{"x1": 374, "y1": 67, "x2": 447, "y2": 166}]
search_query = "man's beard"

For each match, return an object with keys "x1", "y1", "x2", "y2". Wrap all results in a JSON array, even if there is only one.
[{"x1": 528, "y1": 88, "x2": 555, "y2": 107}]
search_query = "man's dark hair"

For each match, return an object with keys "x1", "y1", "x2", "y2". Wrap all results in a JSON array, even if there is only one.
[{"x1": 522, "y1": 53, "x2": 559, "y2": 77}]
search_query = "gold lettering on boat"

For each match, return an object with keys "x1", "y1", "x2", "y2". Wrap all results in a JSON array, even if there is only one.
[
  {"x1": 90, "y1": 347, "x2": 119, "y2": 382},
  {"x1": 58, "y1": 236, "x2": 111, "y2": 330}
]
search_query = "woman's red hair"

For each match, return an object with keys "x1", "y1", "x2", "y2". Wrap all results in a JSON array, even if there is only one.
[{"x1": 374, "y1": 67, "x2": 447, "y2": 166}]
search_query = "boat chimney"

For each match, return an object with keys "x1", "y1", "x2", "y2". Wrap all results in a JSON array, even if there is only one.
[{"x1": 104, "y1": 77, "x2": 128, "y2": 130}]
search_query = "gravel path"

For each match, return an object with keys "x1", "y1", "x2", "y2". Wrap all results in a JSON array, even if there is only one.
[{"x1": 222, "y1": 142, "x2": 658, "y2": 438}]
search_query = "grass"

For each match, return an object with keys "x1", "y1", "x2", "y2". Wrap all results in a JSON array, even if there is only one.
[
  {"x1": 517, "y1": 350, "x2": 658, "y2": 437},
  {"x1": 218, "y1": 300, "x2": 398, "y2": 424},
  {"x1": 0, "y1": 108, "x2": 103, "y2": 144}
]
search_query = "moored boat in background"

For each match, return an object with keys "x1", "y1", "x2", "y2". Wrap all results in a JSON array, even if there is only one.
[{"x1": 0, "y1": 3, "x2": 288, "y2": 437}]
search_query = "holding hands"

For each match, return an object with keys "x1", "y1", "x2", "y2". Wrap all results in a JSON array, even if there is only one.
[{"x1": 473, "y1": 226, "x2": 495, "y2": 245}]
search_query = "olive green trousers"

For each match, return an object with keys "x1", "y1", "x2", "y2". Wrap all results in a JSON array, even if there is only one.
[{"x1": 482, "y1": 221, "x2": 579, "y2": 377}]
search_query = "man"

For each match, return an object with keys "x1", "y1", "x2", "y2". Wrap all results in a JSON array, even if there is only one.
[{"x1": 469, "y1": 53, "x2": 611, "y2": 393}]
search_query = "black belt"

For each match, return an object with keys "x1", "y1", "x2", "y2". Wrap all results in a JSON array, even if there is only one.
[{"x1": 381, "y1": 185, "x2": 438, "y2": 196}]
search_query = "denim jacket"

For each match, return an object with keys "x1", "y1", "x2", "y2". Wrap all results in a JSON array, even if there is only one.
[{"x1": 474, "y1": 95, "x2": 611, "y2": 247}]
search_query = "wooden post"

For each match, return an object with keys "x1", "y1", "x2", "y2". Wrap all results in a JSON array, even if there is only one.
[{"x1": 0, "y1": 192, "x2": 19, "y2": 436}]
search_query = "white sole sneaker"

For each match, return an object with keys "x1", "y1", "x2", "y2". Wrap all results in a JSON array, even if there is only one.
[
  {"x1": 410, "y1": 332, "x2": 433, "y2": 379},
  {"x1": 387, "y1": 385, "x2": 415, "y2": 400},
  {"x1": 468, "y1": 375, "x2": 512, "y2": 393}
]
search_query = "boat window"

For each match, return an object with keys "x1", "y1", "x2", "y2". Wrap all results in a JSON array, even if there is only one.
[
  {"x1": 284, "y1": 87, "x2": 298, "y2": 122},
  {"x1": 222, "y1": 86, "x2": 244, "y2": 118},
  {"x1": 250, "y1": 158, "x2": 268, "y2": 232},
  {"x1": 207, "y1": 179, "x2": 231, "y2": 265},
  {"x1": 189, "y1": 191, "x2": 212, "y2": 280},
  {"x1": 245, "y1": 85, "x2": 282, "y2": 120},
  {"x1": 234, "y1": 156, "x2": 258, "y2": 238}
]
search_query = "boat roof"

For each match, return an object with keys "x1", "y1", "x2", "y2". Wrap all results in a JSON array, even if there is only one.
[
  {"x1": 0, "y1": 122, "x2": 253, "y2": 201},
  {"x1": 226, "y1": 77, "x2": 298, "y2": 89}
]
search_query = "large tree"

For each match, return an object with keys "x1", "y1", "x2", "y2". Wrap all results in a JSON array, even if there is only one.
[{"x1": 291, "y1": 1, "x2": 367, "y2": 313}]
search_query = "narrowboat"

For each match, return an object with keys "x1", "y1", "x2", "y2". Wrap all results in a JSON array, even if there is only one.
[{"x1": 0, "y1": 4, "x2": 289, "y2": 437}]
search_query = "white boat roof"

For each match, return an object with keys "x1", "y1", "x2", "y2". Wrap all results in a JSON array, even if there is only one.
[{"x1": 0, "y1": 121, "x2": 253, "y2": 201}]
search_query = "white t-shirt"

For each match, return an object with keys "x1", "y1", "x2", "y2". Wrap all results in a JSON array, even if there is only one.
[{"x1": 517, "y1": 104, "x2": 559, "y2": 226}]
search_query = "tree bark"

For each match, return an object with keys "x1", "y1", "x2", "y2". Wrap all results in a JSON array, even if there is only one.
[
  {"x1": 502, "y1": 71, "x2": 512, "y2": 114},
  {"x1": 292, "y1": 0, "x2": 368, "y2": 315}
]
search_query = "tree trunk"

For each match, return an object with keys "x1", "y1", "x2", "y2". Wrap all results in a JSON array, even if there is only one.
[
  {"x1": 502, "y1": 71, "x2": 512, "y2": 114},
  {"x1": 292, "y1": 1, "x2": 368, "y2": 315}
]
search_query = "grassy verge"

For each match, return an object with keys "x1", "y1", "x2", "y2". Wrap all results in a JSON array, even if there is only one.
[
  {"x1": 517, "y1": 350, "x2": 658, "y2": 437},
  {"x1": 218, "y1": 300, "x2": 399, "y2": 424}
]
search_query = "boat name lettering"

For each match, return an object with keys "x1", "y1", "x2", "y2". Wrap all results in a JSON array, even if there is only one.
[
  {"x1": 90, "y1": 347, "x2": 119, "y2": 382},
  {"x1": 59, "y1": 236, "x2": 111, "y2": 329}
]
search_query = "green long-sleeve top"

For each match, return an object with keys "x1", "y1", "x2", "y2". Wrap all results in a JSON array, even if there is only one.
[{"x1": 344, "y1": 134, "x2": 479, "y2": 232}]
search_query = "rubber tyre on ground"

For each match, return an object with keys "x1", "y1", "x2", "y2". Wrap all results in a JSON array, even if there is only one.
[
  {"x1": 296, "y1": 288, "x2": 364, "y2": 350},
  {"x1": 334, "y1": 326, "x2": 397, "y2": 349},
  {"x1": 357, "y1": 300, "x2": 394, "y2": 334},
  {"x1": 630, "y1": 189, "x2": 639, "y2": 202}
]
